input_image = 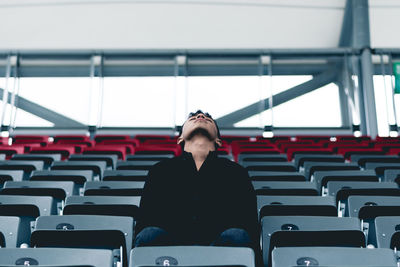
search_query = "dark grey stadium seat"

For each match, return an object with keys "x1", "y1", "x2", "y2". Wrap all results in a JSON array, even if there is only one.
[
  {"x1": 252, "y1": 181, "x2": 318, "y2": 196},
  {"x1": 326, "y1": 181, "x2": 400, "y2": 205},
  {"x1": 1, "y1": 181, "x2": 77, "y2": 200},
  {"x1": 294, "y1": 153, "x2": 345, "y2": 170},
  {"x1": 31, "y1": 170, "x2": 93, "y2": 185},
  {"x1": 63, "y1": 195, "x2": 140, "y2": 220},
  {"x1": 313, "y1": 170, "x2": 378, "y2": 194},
  {"x1": 365, "y1": 162, "x2": 400, "y2": 178},
  {"x1": 238, "y1": 154, "x2": 287, "y2": 165},
  {"x1": 0, "y1": 216, "x2": 25, "y2": 247},
  {"x1": 32, "y1": 215, "x2": 134, "y2": 267},
  {"x1": 11, "y1": 154, "x2": 61, "y2": 169},
  {"x1": 374, "y1": 216, "x2": 400, "y2": 248},
  {"x1": 0, "y1": 195, "x2": 55, "y2": 245},
  {"x1": 69, "y1": 154, "x2": 118, "y2": 169},
  {"x1": 0, "y1": 170, "x2": 24, "y2": 184},
  {"x1": 83, "y1": 181, "x2": 145, "y2": 196},
  {"x1": 130, "y1": 246, "x2": 255, "y2": 267},
  {"x1": 248, "y1": 171, "x2": 306, "y2": 182},
  {"x1": 0, "y1": 160, "x2": 44, "y2": 180},
  {"x1": 257, "y1": 196, "x2": 337, "y2": 220},
  {"x1": 304, "y1": 162, "x2": 360, "y2": 180},
  {"x1": 0, "y1": 247, "x2": 113, "y2": 267},
  {"x1": 51, "y1": 161, "x2": 106, "y2": 180},
  {"x1": 271, "y1": 247, "x2": 396, "y2": 267},
  {"x1": 262, "y1": 216, "x2": 364, "y2": 267},
  {"x1": 384, "y1": 169, "x2": 400, "y2": 183},
  {"x1": 347, "y1": 195, "x2": 400, "y2": 219},
  {"x1": 243, "y1": 162, "x2": 296, "y2": 172},
  {"x1": 126, "y1": 154, "x2": 173, "y2": 161},
  {"x1": 116, "y1": 161, "x2": 159, "y2": 171},
  {"x1": 347, "y1": 196, "x2": 400, "y2": 247},
  {"x1": 0, "y1": 195, "x2": 55, "y2": 216},
  {"x1": 103, "y1": 170, "x2": 149, "y2": 181},
  {"x1": 351, "y1": 154, "x2": 400, "y2": 168}
]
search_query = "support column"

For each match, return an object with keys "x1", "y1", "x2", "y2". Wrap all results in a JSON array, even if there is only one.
[{"x1": 352, "y1": 0, "x2": 378, "y2": 138}]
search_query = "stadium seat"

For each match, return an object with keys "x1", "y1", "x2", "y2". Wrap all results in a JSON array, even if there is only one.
[
  {"x1": 0, "y1": 247, "x2": 114, "y2": 267},
  {"x1": 63, "y1": 195, "x2": 140, "y2": 219},
  {"x1": 53, "y1": 135, "x2": 91, "y2": 143},
  {"x1": 0, "y1": 160, "x2": 44, "y2": 180},
  {"x1": 1, "y1": 180, "x2": 76, "y2": 201},
  {"x1": 271, "y1": 247, "x2": 396, "y2": 267},
  {"x1": 285, "y1": 148, "x2": 333, "y2": 162},
  {"x1": 51, "y1": 161, "x2": 106, "y2": 180},
  {"x1": 103, "y1": 170, "x2": 149, "y2": 181},
  {"x1": 303, "y1": 162, "x2": 360, "y2": 180},
  {"x1": 248, "y1": 171, "x2": 306, "y2": 181},
  {"x1": 313, "y1": 170, "x2": 378, "y2": 195},
  {"x1": 117, "y1": 160, "x2": 159, "y2": 171},
  {"x1": 365, "y1": 162, "x2": 400, "y2": 178},
  {"x1": 262, "y1": 216, "x2": 364, "y2": 267},
  {"x1": 130, "y1": 246, "x2": 255, "y2": 267},
  {"x1": 83, "y1": 145, "x2": 128, "y2": 160},
  {"x1": 0, "y1": 195, "x2": 55, "y2": 245},
  {"x1": 326, "y1": 181, "x2": 400, "y2": 199},
  {"x1": 252, "y1": 181, "x2": 318, "y2": 196},
  {"x1": 384, "y1": 169, "x2": 400, "y2": 183},
  {"x1": 338, "y1": 148, "x2": 385, "y2": 160},
  {"x1": 126, "y1": 154, "x2": 173, "y2": 161},
  {"x1": 350, "y1": 154, "x2": 400, "y2": 168},
  {"x1": 257, "y1": 196, "x2": 337, "y2": 219},
  {"x1": 347, "y1": 196, "x2": 400, "y2": 247},
  {"x1": 30, "y1": 146, "x2": 76, "y2": 160},
  {"x1": 11, "y1": 154, "x2": 61, "y2": 169},
  {"x1": 238, "y1": 154, "x2": 288, "y2": 165},
  {"x1": 0, "y1": 170, "x2": 24, "y2": 184},
  {"x1": 30, "y1": 170, "x2": 93, "y2": 186},
  {"x1": 243, "y1": 162, "x2": 296, "y2": 172},
  {"x1": 69, "y1": 154, "x2": 118, "y2": 169},
  {"x1": 32, "y1": 214, "x2": 134, "y2": 267},
  {"x1": 83, "y1": 181, "x2": 145, "y2": 196},
  {"x1": 0, "y1": 145, "x2": 25, "y2": 159},
  {"x1": 0, "y1": 216, "x2": 25, "y2": 247},
  {"x1": 371, "y1": 216, "x2": 400, "y2": 248},
  {"x1": 293, "y1": 153, "x2": 345, "y2": 170},
  {"x1": 95, "y1": 135, "x2": 132, "y2": 143}
]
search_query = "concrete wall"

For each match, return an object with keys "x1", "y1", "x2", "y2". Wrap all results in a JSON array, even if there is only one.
[{"x1": 0, "y1": 0, "x2": 345, "y2": 50}]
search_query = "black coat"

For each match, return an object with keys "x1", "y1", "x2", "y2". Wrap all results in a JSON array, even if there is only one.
[{"x1": 136, "y1": 151, "x2": 259, "y2": 246}]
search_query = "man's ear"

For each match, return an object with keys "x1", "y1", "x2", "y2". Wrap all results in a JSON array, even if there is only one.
[
  {"x1": 215, "y1": 138, "x2": 222, "y2": 148},
  {"x1": 177, "y1": 136, "x2": 184, "y2": 145}
]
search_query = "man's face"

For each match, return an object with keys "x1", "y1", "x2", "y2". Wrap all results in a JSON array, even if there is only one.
[{"x1": 179, "y1": 111, "x2": 221, "y2": 144}]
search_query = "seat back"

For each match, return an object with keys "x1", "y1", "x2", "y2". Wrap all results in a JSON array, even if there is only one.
[{"x1": 130, "y1": 246, "x2": 255, "y2": 267}]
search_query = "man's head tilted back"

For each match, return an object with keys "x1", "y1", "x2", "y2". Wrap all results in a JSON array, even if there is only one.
[{"x1": 177, "y1": 110, "x2": 222, "y2": 151}]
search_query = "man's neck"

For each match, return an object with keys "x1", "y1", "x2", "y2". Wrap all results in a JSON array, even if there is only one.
[{"x1": 184, "y1": 135, "x2": 215, "y2": 171}]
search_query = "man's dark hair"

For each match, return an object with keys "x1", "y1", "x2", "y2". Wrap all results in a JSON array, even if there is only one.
[{"x1": 178, "y1": 110, "x2": 221, "y2": 150}]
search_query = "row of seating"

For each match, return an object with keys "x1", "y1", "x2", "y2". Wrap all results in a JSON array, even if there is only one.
[{"x1": 1, "y1": 134, "x2": 400, "y2": 267}]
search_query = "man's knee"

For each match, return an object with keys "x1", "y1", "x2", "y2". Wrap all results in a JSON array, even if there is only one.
[
  {"x1": 214, "y1": 228, "x2": 252, "y2": 247},
  {"x1": 134, "y1": 226, "x2": 170, "y2": 247}
]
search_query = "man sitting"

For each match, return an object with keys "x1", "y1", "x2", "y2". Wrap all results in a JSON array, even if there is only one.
[{"x1": 134, "y1": 110, "x2": 259, "y2": 256}]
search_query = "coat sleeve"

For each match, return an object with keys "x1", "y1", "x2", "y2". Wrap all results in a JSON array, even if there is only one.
[
  {"x1": 233, "y1": 164, "x2": 260, "y2": 249},
  {"x1": 135, "y1": 163, "x2": 166, "y2": 235}
]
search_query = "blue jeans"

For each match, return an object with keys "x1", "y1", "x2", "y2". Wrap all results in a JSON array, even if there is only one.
[{"x1": 134, "y1": 226, "x2": 252, "y2": 248}]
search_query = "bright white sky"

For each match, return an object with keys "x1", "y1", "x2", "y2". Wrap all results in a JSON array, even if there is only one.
[{"x1": 0, "y1": 75, "x2": 396, "y2": 136}]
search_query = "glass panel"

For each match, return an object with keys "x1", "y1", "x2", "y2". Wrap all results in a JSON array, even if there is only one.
[
  {"x1": 186, "y1": 76, "x2": 261, "y2": 126},
  {"x1": 101, "y1": 77, "x2": 175, "y2": 127},
  {"x1": 236, "y1": 82, "x2": 342, "y2": 127},
  {"x1": 18, "y1": 78, "x2": 91, "y2": 126},
  {"x1": 373, "y1": 75, "x2": 397, "y2": 136}
]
